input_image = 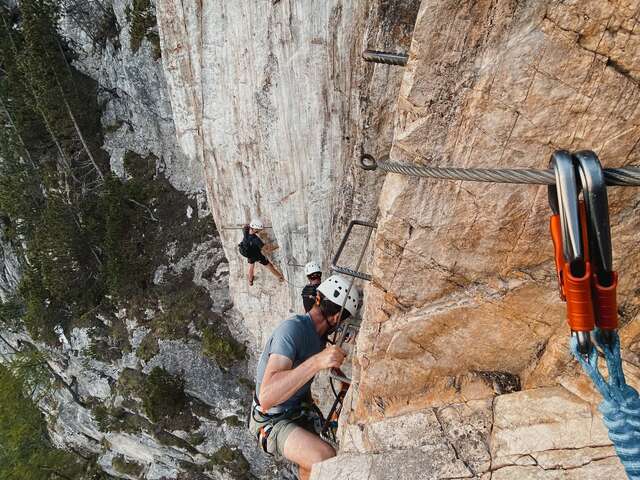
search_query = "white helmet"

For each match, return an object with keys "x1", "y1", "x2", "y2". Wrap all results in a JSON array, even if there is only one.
[
  {"x1": 317, "y1": 274, "x2": 360, "y2": 316},
  {"x1": 304, "y1": 261, "x2": 322, "y2": 276},
  {"x1": 249, "y1": 218, "x2": 264, "y2": 230}
]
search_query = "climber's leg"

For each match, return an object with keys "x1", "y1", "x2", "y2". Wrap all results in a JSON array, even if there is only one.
[
  {"x1": 266, "y1": 262, "x2": 285, "y2": 282},
  {"x1": 248, "y1": 261, "x2": 256, "y2": 286},
  {"x1": 257, "y1": 254, "x2": 284, "y2": 282},
  {"x1": 282, "y1": 426, "x2": 335, "y2": 479}
]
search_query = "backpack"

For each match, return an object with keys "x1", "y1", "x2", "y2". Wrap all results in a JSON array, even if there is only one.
[{"x1": 238, "y1": 240, "x2": 250, "y2": 258}]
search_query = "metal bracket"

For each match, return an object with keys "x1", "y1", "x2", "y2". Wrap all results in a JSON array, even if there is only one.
[
  {"x1": 362, "y1": 49, "x2": 408, "y2": 66},
  {"x1": 331, "y1": 220, "x2": 377, "y2": 281},
  {"x1": 328, "y1": 318, "x2": 361, "y2": 384}
]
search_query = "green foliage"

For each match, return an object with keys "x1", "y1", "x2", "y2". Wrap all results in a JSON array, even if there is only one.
[
  {"x1": 222, "y1": 415, "x2": 242, "y2": 428},
  {"x1": 111, "y1": 455, "x2": 144, "y2": 477},
  {"x1": 187, "y1": 432, "x2": 206, "y2": 446},
  {"x1": 125, "y1": 0, "x2": 160, "y2": 59},
  {"x1": 92, "y1": 405, "x2": 150, "y2": 434},
  {"x1": 0, "y1": 129, "x2": 43, "y2": 237},
  {"x1": 154, "y1": 285, "x2": 211, "y2": 339},
  {"x1": 202, "y1": 326, "x2": 246, "y2": 368},
  {"x1": 140, "y1": 367, "x2": 187, "y2": 423},
  {"x1": 18, "y1": 192, "x2": 104, "y2": 343},
  {"x1": 117, "y1": 367, "x2": 146, "y2": 396},
  {"x1": 10, "y1": 164, "x2": 164, "y2": 342},
  {"x1": 209, "y1": 446, "x2": 251, "y2": 479},
  {"x1": 137, "y1": 333, "x2": 159, "y2": 362},
  {"x1": 0, "y1": 297, "x2": 25, "y2": 329},
  {"x1": 102, "y1": 174, "x2": 155, "y2": 299},
  {"x1": 0, "y1": 363, "x2": 85, "y2": 479}
]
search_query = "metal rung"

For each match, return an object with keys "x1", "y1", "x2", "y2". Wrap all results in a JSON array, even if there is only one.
[
  {"x1": 331, "y1": 219, "x2": 377, "y2": 282},
  {"x1": 331, "y1": 266, "x2": 372, "y2": 281},
  {"x1": 362, "y1": 49, "x2": 408, "y2": 66}
]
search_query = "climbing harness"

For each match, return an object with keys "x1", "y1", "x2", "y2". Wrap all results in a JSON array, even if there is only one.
[
  {"x1": 359, "y1": 150, "x2": 640, "y2": 476},
  {"x1": 359, "y1": 154, "x2": 640, "y2": 186},
  {"x1": 362, "y1": 49, "x2": 408, "y2": 66},
  {"x1": 251, "y1": 394, "x2": 323, "y2": 456}
]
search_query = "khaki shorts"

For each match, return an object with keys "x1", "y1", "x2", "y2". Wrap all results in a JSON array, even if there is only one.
[{"x1": 248, "y1": 405, "x2": 321, "y2": 458}]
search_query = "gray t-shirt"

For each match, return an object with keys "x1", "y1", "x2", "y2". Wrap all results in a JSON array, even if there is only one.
[{"x1": 255, "y1": 313, "x2": 325, "y2": 412}]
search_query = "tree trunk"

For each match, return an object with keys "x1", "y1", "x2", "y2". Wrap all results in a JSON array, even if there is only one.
[
  {"x1": 0, "y1": 14, "x2": 77, "y2": 183},
  {"x1": 54, "y1": 37, "x2": 104, "y2": 181},
  {"x1": 61, "y1": 96, "x2": 104, "y2": 181}
]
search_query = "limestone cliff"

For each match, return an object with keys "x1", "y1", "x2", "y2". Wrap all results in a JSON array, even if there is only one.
[
  {"x1": 320, "y1": 1, "x2": 640, "y2": 479},
  {"x1": 1, "y1": 0, "x2": 638, "y2": 479},
  {"x1": 157, "y1": 0, "x2": 640, "y2": 479},
  {"x1": 156, "y1": 0, "x2": 419, "y2": 356},
  {"x1": 1, "y1": 0, "x2": 273, "y2": 478}
]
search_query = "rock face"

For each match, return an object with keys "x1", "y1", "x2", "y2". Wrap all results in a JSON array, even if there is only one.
[
  {"x1": 325, "y1": 0, "x2": 640, "y2": 479},
  {"x1": 0, "y1": 219, "x2": 20, "y2": 302},
  {"x1": 61, "y1": 0, "x2": 203, "y2": 194},
  {"x1": 0, "y1": 1, "x2": 274, "y2": 478},
  {"x1": 156, "y1": 0, "x2": 640, "y2": 479},
  {"x1": 312, "y1": 387, "x2": 623, "y2": 480},
  {"x1": 2, "y1": 0, "x2": 638, "y2": 478},
  {"x1": 156, "y1": 0, "x2": 420, "y2": 356}
]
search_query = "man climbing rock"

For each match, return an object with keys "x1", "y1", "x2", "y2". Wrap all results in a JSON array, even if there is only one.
[
  {"x1": 239, "y1": 219, "x2": 284, "y2": 286},
  {"x1": 249, "y1": 275, "x2": 360, "y2": 480},
  {"x1": 301, "y1": 261, "x2": 322, "y2": 312}
]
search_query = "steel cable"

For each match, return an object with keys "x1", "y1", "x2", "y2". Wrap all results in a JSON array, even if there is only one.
[{"x1": 360, "y1": 155, "x2": 640, "y2": 187}]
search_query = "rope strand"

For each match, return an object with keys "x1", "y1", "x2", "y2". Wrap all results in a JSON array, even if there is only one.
[{"x1": 572, "y1": 332, "x2": 640, "y2": 479}]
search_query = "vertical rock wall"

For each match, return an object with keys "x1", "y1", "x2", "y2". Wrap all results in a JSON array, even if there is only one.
[
  {"x1": 319, "y1": 1, "x2": 640, "y2": 478},
  {"x1": 157, "y1": 0, "x2": 419, "y2": 355}
]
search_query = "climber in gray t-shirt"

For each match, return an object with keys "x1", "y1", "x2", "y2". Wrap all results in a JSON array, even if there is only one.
[
  {"x1": 255, "y1": 313, "x2": 325, "y2": 412},
  {"x1": 249, "y1": 275, "x2": 360, "y2": 480}
]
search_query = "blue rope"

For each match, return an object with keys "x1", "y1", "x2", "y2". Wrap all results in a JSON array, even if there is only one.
[{"x1": 571, "y1": 331, "x2": 640, "y2": 479}]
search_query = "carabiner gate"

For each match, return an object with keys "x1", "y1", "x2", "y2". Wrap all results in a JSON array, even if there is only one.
[
  {"x1": 574, "y1": 151, "x2": 618, "y2": 346},
  {"x1": 548, "y1": 151, "x2": 594, "y2": 354}
]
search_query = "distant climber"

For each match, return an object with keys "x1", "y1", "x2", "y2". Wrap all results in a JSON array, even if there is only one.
[
  {"x1": 238, "y1": 219, "x2": 284, "y2": 286},
  {"x1": 249, "y1": 275, "x2": 360, "y2": 480},
  {"x1": 301, "y1": 261, "x2": 322, "y2": 312}
]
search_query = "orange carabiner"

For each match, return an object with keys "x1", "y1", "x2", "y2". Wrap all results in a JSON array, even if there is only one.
[{"x1": 548, "y1": 151, "x2": 594, "y2": 353}]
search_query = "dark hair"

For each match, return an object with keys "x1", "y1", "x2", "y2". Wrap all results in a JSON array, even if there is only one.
[{"x1": 318, "y1": 292, "x2": 351, "y2": 322}]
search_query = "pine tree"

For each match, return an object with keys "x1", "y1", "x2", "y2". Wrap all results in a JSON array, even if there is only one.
[{"x1": 0, "y1": 363, "x2": 84, "y2": 480}]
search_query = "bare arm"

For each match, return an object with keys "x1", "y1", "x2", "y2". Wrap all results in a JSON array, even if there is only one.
[
  {"x1": 261, "y1": 242, "x2": 278, "y2": 254},
  {"x1": 258, "y1": 354, "x2": 318, "y2": 411},
  {"x1": 258, "y1": 346, "x2": 345, "y2": 411}
]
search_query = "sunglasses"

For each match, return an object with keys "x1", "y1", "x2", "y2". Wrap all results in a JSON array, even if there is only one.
[{"x1": 308, "y1": 273, "x2": 321, "y2": 280}]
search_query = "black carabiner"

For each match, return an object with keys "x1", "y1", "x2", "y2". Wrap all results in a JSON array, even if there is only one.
[
  {"x1": 573, "y1": 151, "x2": 614, "y2": 285},
  {"x1": 574, "y1": 151, "x2": 617, "y2": 346}
]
